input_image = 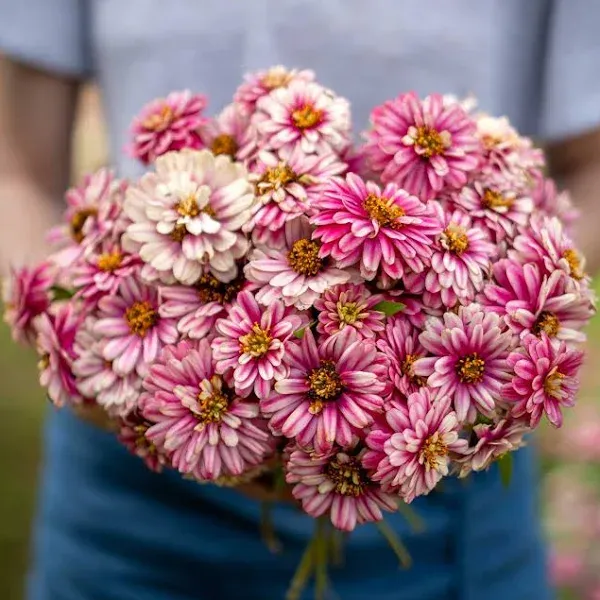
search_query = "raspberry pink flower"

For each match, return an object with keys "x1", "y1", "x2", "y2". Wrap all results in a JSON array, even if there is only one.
[
  {"x1": 261, "y1": 327, "x2": 390, "y2": 455},
  {"x1": 503, "y1": 334, "x2": 584, "y2": 428},
  {"x1": 413, "y1": 304, "x2": 513, "y2": 423},
  {"x1": 314, "y1": 283, "x2": 385, "y2": 339},
  {"x1": 531, "y1": 174, "x2": 579, "y2": 231},
  {"x1": 141, "y1": 339, "x2": 274, "y2": 481},
  {"x1": 254, "y1": 79, "x2": 351, "y2": 155},
  {"x1": 481, "y1": 260, "x2": 594, "y2": 344},
  {"x1": 311, "y1": 173, "x2": 441, "y2": 281},
  {"x1": 244, "y1": 217, "x2": 350, "y2": 310},
  {"x1": 123, "y1": 149, "x2": 255, "y2": 285},
  {"x1": 200, "y1": 102, "x2": 251, "y2": 161},
  {"x1": 93, "y1": 277, "x2": 178, "y2": 378},
  {"x1": 130, "y1": 90, "x2": 208, "y2": 165},
  {"x1": 158, "y1": 273, "x2": 247, "y2": 340},
  {"x1": 212, "y1": 291, "x2": 305, "y2": 399},
  {"x1": 2, "y1": 261, "x2": 55, "y2": 345},
  {"x1": 363, "y1": 92, "x2": 481, "y2": 199},
  {"x1": 36, "y1": 303, "x2": 83, "y2": 407},
  {"x1": 363, "y1": 388, "x2": 467, "y2": 503},
  {"x1": 286, "y1": 444, "x2": 397, "y2": 531}
]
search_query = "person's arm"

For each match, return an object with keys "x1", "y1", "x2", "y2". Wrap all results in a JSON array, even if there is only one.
[{"x1": 0, "y1": 57, "x2": 81, "y2": 273}]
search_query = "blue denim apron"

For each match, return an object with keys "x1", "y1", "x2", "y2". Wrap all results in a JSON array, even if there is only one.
[{"x1": 27, "y1": 409, "x2": 552, "y2": 600}]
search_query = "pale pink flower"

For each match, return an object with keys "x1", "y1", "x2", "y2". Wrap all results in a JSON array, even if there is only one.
[
  {"x1": 413, "y1": 304, "x2": 513, "y2": 423},
  {"x1": 363, "y1": 92, "x2": 481, "y2": 199},
  {"x1": 158, "y1": 272, "x2": 248, "y2": 340},
  {"x1": 286, "y1": 444, "x2": 397, "y2": 531},
  {"x1": 503, "y1": 333, "x2": 584, "y2": 428},
  {"x1": 123, "y1": 150, "x2": 255, "y2": 285},
  {"x1": 253, "y1": 79, "x2": 351, "y2": 155},
  {"x1": 234, "y1": 65, "x2": 315, "y2": 111},
  {"x1": 376, "y1": 317, "x2": 428, "y2": 396},
  {"x1": 311, "y1": 173, "x2": 441, "y2": 281},
  {"x1": 200, "y1": 102, "x2": 251, "y2": 161},
  {"x1": 212, "y1": 291, "x2": 305, "y2": 399},
  {"x1": 246, "y1": 147, "x2": 346, "y2": 248},
  {"x1": 425, "y1": 205, "x2": 496, "y2": 306},
  {"x1": 141, "y1": 339, "x2": 274, "y2": 480},
  {"x1": 93, "y1": 277, "x2": 178, "y2": 378},
  {"x1": 363, "y1": 388, "x2": 467, "y2": 503},
  {"x1": 314, "y1": 283, "x2": 385, "y2": 339},
  {"x1": 129, "y1": 90, "x2": 208, "y2": 165},
  {"x1": 261, "y1": 327, "x2": 390, "y2": 455},
  {"x1": 549, "y1": 551, "x2": 585, "y2": 588},
  {"x1": 244, "y1": 217, "x2": 351, "y2": 310},
  {"x1": 2, "y1": 261, "x2": 56, "y2": 345},
  {"x1": 36, "y1": 303, "x2": 83, "y2": 407},
  {"x1": 481, "y1": 260, "x2": 594, "y2": 344},
  {"x1": 531, "y1": 173, "x2": 579, "y2": 232}
]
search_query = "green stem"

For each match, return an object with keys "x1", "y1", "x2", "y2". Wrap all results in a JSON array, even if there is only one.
[
  {"x1": 397, "y1": 501, "x2": 426, "y2": 533},
  {"x1": 328, "y1": 529, "x2": 346, "y2": 567},
  {"x1": 260, "y1": 502, "x2": 282, "y2": 554},
  {"x1": 286, "y1": 536, "x2": 317, "y2": 600},
  {"x1": 376, "y1": 520, "x2": 412, "y2": 569},
  {"x1": 314, "y1": 519, "x2": 329, "y2": 600}
]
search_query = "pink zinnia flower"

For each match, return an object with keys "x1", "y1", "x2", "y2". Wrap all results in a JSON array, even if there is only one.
[
  {"x1": 212, "y1": 291, "x2": 305, "y2": 399},
  {"x1": 311, "y1": 173, "x2": 441, "y2": 281},
  {"x1": 2, "y1": 261, "x2": 55, "y2": 345},
  {"x1": 363, "y1": 92, "x2": 481, "y2": 199},
  {"x1": 413, "y1": 304, "x2": 513, "y2": 423},
  {"x1": 93, "y1": 277, "x2": 178, "y2": 378},
  {"x1": 253, "y1": 79, "x2": 351, "y2": 155},
  {"x1": 531, "y1": 174, "x2": 579, "y2": 232},
  {"x1": 36, "y1": 303, "x2": 83, "y2": 407},
  {"x1": 244, "y1": 217, "x2": 351, "y2": 310},
  {"x1": 200, "y1": 102, "x2": 251, "y2": 161},
  {"x1": 158, "y1": 272, "x2": 248, "y2": 340},
  {"x1": 261, "y1": 327, "x2": 390, "y2": 455},
  {"x1": 503, "y1": 334, "x2": 584, "y2": 428},
  {"x1": 286, "y1": 444, "x2": 397, "y2": 531},
  {"x1": 234, "y1": 65, "x2": 315, "y2": 111},
  {"x1": 549, "y1": 552, "x2": 585, "y2": 589},
  {"x1": 376, "y1": 317, "x2": 428, "y2": 396},
  {"x1": 425, "y1": 205, "x2": 496, "y2": 306},
  {"x1": 123, "y1": 149, "x2": 255, "y2": 285},
  {"x1": 141, "y1": 339, "x2": 274, "y2": 480},
  {"x1": 129, "y1": 90, "x2": 208, "y2": 165},
  {"x1": 314, "y1": 283, "x2": 385, "y2": 339},
  {"x1": 246, "y1": 147, "x2": 347, "y2": 248},
  {"x1": 363, "y1": 388, "x2": 467, "y2": 503},
  {"x1": 481, "y1": 260, "x2": 594, "y2": 344}
]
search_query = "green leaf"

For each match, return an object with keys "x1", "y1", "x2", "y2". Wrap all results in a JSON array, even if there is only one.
[
  {"x1": 50, "y1": 285, "x2": 75, "y2": 301},
  {"x1": 373, "y1": 301, "x2": 405, "y2": 317},
  {"x1": 498, "y1": 453, "x2": 513, "y2": 488},
  {"x1": 293, "y1": 320, "x2": 316, "y2": 339}
]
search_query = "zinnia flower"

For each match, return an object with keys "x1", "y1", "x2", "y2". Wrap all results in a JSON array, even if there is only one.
[
  {"x1": 261, "y1": 327, "x2": 390, "y2": 455},
  {"x1": 141, "y1": 339, "x2": 274, "y2": 480},
  {"x1": 123, "y1": 149, "x2": 255, "y2": 284},
  {"x1": 93, "y1": 276, "x2": 178, "y2": 377},
  {"x1": 200, "y1": 102, "x2": 251, "y2": 161},
  {"x1": 503, "y1": 333, "x2": 584, "y2": 428},
  {"x1": 314, "y1": 283, "x2": 385, "y2": 339},
  {"x1": 212, "y1": 291, "x2": 305, "y2": 399},
  {"x1": 286, "y1": 444, "x2": 397, "y2": 531},
  {"x1": 531, "y1": 174, "x2": 579, "y2": 232},
  {"x1": 129, "y1": 90, "x2": 208, "y2": 164},
  {"x1": 413, "y1": 304, "x2": 513, "y2": 423},
  {"x1": 311, "y1": 173, "x2": 441, "y2": 281},
  {"x1": 363, "y1": 388, "x2": 467, "y2": 503},
  {"x1": 363, "y1": 92, "x2": 481, "y2": 199},
  {"x1": 244, "y1": 217, "x2": 351, "y2": 309},
  {"x1": 2, "y1": 261, "x2": 55, "y2": 345}
]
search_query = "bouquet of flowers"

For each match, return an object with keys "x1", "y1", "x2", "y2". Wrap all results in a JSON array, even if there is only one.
[{"x1": 2, "y1": 66, "x2": 596, "y2": 599}]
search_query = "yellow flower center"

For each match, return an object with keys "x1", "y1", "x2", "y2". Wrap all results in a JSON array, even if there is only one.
[
  {"x1": 239, "y1": 323, "x2": 272, "y2": 358},
  {"x1": 38, "y1": 353, "x2": 50, "y2": 371},
  {"x1": 175, "y1": 193, "x2": 213, "y2": 218},
  {"x1": 211, "y1": 134, "x2": 238, "y2": 157},
  {"x1": 532, "y1": 311, "x2": 560, "y2": 338},
  {"x1": 133, "y1": 422, "x2": 158, "y2": 455},
  {"x1": 401, "y1": 354, "x2": 427, "y2": 387},
  {"x1": 543, "y1": 370, "x2": 566, "y2": 398},
  {"x1": 287, "y1": 238, "x2": 324, "y2": 276},
  {"x1": 259, "y1": 163, "x2": 298, "y2": 190},
  {"x1": 307, "y1": 360, "x2": 344, "y2": 414},
  {"x1": 325, "y1": 455, "x2": 368, "y2": 497},
  {"x1": 442, "y1": 224, "x2": 469, "y2": 255},
  {"x1": 70, "y1": 208, "x2": 98, "y2": 243},
  {"x1": 455, "y1": 353, "x2": 486, "y2": 384},
  {"x1": 142, "y1": 105, "x2": 174, "y2": 132},
  {"x1": 196, "y1": 376, "x2": 230, "y2": 424},
  {"x1": 421, "y1": 432, "x2": 449, "y2": 470},
  {"x1": 363, "y1": 193, "x2": 405, "y2": 229},
  {"x1": 194, "y1": 273, "x2": 244, "y2": 304},
  {"x1": 170, "y1": 224, "x2": 187, "y2": 243},
  {"x1": 97, "y1": 250, "x2": 123, "y2": 272},
  {"x1": 125, "y1": 301, "x2": 158, "y2": 337},
  {"x1": 562, "y1": 249, "x2": 584, "y2": 280},
  {"x1": 292, "y1": 104, "x2": 323, "y2": 130},
  {"x1": 413, "y1": 126, "x2": 448, "y2": 158},
  {"x1": 482, "y1": 188, "x2": 513, "y2": 210},
  {"x1": 262, "y1": 69, "x2": 293, "y2": 90},
  {"x1": 337, "y1": 302, "x2": 361, "y2": 326}
]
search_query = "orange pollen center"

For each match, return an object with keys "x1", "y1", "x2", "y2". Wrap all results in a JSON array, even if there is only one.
[
  {"x1": 170, "y1": 224, "x2": 187, "y2": 243},
  {"x1": 532, "y1": 311, "x2": 560, "y2": 338},
  {"x1": 239, "y1": 323, "x2": 272, "y2": 358},
  {"x1": 292, "y1": 104, "x2": 323, "y2": 129},
  {"x1": 125, "y1": 301, "x2": 158, "y2": 337},
  {"x1": 195, "y1": 273, "x2": 243, "y2": 304},
  {"x1": 421, "y1": 433, "x2": 449, "y2": 470},
  {"x1": 132, "y1": 422, "x2": 157, "y2": 454},
  {"x1": 414, "y1": 126, "x2": 448, "y2": 158},
  {"x1": 142, "y1": 105, "x2": 174, "y2": 132},
  {"x1": 211, "y1": 134, "x2": 238, "y2": 157},
  {"x1": 442, "y1": 225, "x2": 470, "y2": 255},
  {"x1": 325, "y1": 455, "x2": 368, "y2": 497},
  {"x1": 97, "y1": 250, "x2": 123, "y2": 272},
  {"x1": 482, "y1": 188, "x2": 513, "y2": 210},
  {"x1": 562, "y1": 249, "x2": 584, "y2": 280},
  {"x1": 401, "y1": 354, "x2": 427, "y2": 386},
  {"x1": 70, "y1": 208, "x2": 98, "y2": 243},
  {"x1": 175, "y1": 194, "x2": 211, "y2": 218},
  {"x1": 543, "y1": 370, "x2": 566, "y2": 398},
  {"x1": 259, "y1": 163, "x2": 298, "y2": 190},
  {"x1": 337, "y1": 302, "x2": 361, "y2": 326},
  {"x1": 287, "y1": 238, "x2": 324, "y2": 276},
  {"x1": 455, "y1": 353, "x2": 486, "y2": 384},
  {"x1": 307, "y1": 360, "x2": 343, "y2": 414},
  {"x1": 196, "y1": 376, "x2": 230, "y2": 424},
  {"x1": 363, "y1": 193, "x2": 405, "y2": 229},
  {"x1": 38, "y1": 353, "x2": 50, "y2": 372},
  {"x1": 262, "y1": 70, "x2": 293, "y2": 90}
]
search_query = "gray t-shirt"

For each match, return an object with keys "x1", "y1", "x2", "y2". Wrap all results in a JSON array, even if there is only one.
[{"x1": 2, "y1": 0, "x2": 600, "y2": 180}]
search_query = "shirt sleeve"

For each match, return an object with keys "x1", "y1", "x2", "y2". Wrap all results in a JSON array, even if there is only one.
[
  {"x1": 538, "y1": 0, "x2": 600, "y2": 141},
  {"x1": 0, "y1": 0, "x2": 93, "y2": 79}
]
